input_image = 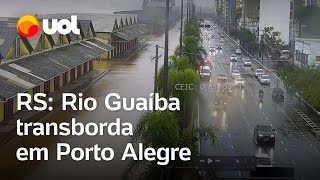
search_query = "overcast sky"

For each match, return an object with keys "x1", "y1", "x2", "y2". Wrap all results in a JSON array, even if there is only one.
[
  {"x1": 0, "y1": 0, "x2": 144, "y2": 17},
  {"x1": 0, "y1": 0, "x2": 215, "y2": 17}
]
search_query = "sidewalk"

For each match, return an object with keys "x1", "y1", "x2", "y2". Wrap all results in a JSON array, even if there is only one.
[{"x1": 0, "y1": 69, "x2": 110, "y2": 148}]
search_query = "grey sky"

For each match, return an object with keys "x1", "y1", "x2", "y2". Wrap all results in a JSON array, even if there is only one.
[
  {"x1": 0, "y1": 0, "x2": 144, "y2": 17},
  {"x1": 0, "y1": 0, "x2": 215, "y2": 17}
]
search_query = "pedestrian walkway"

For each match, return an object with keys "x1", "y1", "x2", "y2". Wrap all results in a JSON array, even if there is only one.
[{"x1": 0, "y1": 69, "x2": 110, "y2": 148}]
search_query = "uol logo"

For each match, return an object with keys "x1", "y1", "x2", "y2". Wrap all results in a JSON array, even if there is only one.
[{"x1": 17, "y1": 15, "x2": 80, "y2": 38}]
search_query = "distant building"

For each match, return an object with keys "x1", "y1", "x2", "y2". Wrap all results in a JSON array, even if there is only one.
[
  {"x1": 295, "y1": 38, "x2": 320, "y2": 66},
  {"x1": 237, "y1": 0, "x2": 293, "y2": 45},
  {"x1": 303, "y1": 0, "x2": 320, "y2": 6}
]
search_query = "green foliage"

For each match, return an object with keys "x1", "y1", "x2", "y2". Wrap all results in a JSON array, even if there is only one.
[
  {"x1": 123, "y1": 111, "x2": 216, "y2": 179},
  {"x1": 169, "y1": 55, "x2": 193, "y2": 70},
  {"x1": 168, "y1": 68, "x2": 200, "y2": 101},
  {"x1": 184, "y1": 18, "x2": 201, "y2": 38},
  {"x1": 279, "y1": 64, "x2": 320, "y2": 109},
  {"x1": 183, "y1": 35, "x2": 206, "y2": 66}
]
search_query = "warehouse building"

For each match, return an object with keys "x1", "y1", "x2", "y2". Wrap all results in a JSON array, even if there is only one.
[{"x1": 0, "y1": 19, "x2": 114, "y2": 123}]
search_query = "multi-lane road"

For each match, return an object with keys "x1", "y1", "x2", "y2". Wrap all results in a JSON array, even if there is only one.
[{"x1": 199, "y1": 22, "x2": 320, "y2": 180}]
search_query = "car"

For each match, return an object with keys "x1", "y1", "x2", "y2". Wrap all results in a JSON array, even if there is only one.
[
  {"x1": 230, "y1": 54, "x2": 237, "y2": 62},
  {"x1": 254, "y1": 124, "x2": 275, "y2": 144},
  {"x1": 255, "y1": 153, "x2": 273, "y2": 167},
  {"x1": 242, "y1": 57, "x2": 251, "y2": 66},
  {"x1": 199, "y1": 65, "x2": 211, "y2": 80},
  {"x1": 216, "y1": 46, "x2": 223, "y2": 53},
  {"x1": 254, "y1": 69, "x2": 264, "y2": 78},
  {"x1": 272, "y1": 87, "x2": 284, "y2": 101},
  {"x1": 236, "y1": 48, "x2": 242, "y2": 55},
  {"x1": 234, "y1": 78, "x2": 245, "y2": 86},
  {"x1": 259, "y1": 74, "x2": 271, "y2": 85},
  {"x1": 211, "y1": 35, "x2": 215, "y2": 39},
  {"x1": 218, "y1": 73, "x2": 228, "y2": 82},
  {"x1": 209, "y1": 47, "x2": 215, "y2": 52},
  {"x1": 231, "y1": 70, "x2": 241, "y2": 78},
  {"x1": 220, "y1": 38, "x2": 224, "y2": 43}
]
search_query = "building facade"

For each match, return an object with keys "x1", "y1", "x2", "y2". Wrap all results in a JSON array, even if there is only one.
[{"x1": 295, "y1": 38, "x2": 320, "y2": 66}]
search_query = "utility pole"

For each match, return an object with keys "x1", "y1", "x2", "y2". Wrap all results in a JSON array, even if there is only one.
[
  {"x1": 186, "y1": 0, "x2": 189, "y2": 24},
  {"x1": 180, "y1": 0, "x2": 184, "y2": 57},
  {"x1": 153, "y1": 45, "x2": 159, "y2": 111},
  {"x1": 164, "y1": 0, "x2": 170, "y2": 100}
]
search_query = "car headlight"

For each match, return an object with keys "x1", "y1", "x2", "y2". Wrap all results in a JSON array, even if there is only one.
[
  {"x1": 270, "y1": 135, "x2": 275, "y2": 138},
  {"x1": 258, "y1": 134, "x2": 263, "y2": 137}
]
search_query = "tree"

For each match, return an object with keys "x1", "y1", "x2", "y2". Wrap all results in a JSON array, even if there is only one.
[
  {"x1": 279, "y1": 64, "x2": 320, "y2": 109},
  {"x1": 183, "y1": 35, "x2": 206, "y2": 66},
  {"x1": 238, "y1": 28, "x2": 258, "y2": 53}
]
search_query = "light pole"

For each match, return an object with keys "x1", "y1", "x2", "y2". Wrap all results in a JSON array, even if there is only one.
[
  {"x1": 180, "y1": 0, "x2": 184, "y2": 57},
  {"x1": 163, "y1": 0, "x2": 170, "y2": 100}
]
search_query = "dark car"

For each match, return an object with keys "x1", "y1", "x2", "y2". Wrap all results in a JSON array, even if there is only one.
[
  {"x1": 272, "y1": 88, "x2": 284, "y2": 101},
  {"x1": 254, "y1": 125, "x2": 275, "y2": 144}
]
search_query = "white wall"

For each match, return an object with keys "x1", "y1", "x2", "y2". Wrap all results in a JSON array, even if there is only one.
[
  {"x1": 295, "y1": 38, "x2": 320, "y2": 66},
  {"x1": 259, "y1": 0, "x2": 291, "y2": 44}
]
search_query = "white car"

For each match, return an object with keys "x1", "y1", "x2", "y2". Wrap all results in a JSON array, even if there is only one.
[
  {"x1": 254, "y1": 69, "x2": 265, "y2": 78},
  {"x1": 231, "y1": 70, "x2": 241, "y2": 78},
  {"x1": 259, "y1": 74, "x2": 271, "y2": 84},
  {"x1": 242, "y1": 57, "x2": 251, "y2": 66},
  {"x1": 220, "y1": 38, "x2": 224, "y2": 43},
  {"x1": 230, "y1": 54, "x2": 237, "y2": 62},
  {"x1": 218, "y1": 73, "x2": 228, "y2": 81},
  {"x1": 234, "y1": 78, "x2": 245, "y2": 86},
  {"x1": 216, "y1": 46, "x2": 223, "y2": 53},
  {"x1": 209, "y1": 47, "x2": 215, "y2": 52},
  {"x1": 236, "y1": 48, "x2": 242, "y2": 55},
  {"x1": 199, "y1": 65, "x2": 211, "y2": 80}
]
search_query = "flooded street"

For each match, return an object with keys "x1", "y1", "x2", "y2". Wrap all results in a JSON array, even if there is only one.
[{"x1": 0, "y1": 24, "x2": 181, "y2": 180}]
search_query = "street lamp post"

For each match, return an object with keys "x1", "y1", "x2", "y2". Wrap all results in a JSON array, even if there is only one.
[
  {"x1": 163, "y1": 0, "x2": 170, "y2": 100},
  {"x1": 180, "y1": 0, "x2": 184, "y2": 57}
]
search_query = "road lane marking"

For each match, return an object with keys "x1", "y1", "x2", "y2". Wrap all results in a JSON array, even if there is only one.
[
  {"x1": 228, "y1": 133, "x2": 231, "y2": 138},
  {"x1": 270, "y1": 123, "x2": 273, "y2": 127},
  {"x1": 285, "y1": 147, "x2": 288, "y2": 152},
  {"x1": 266, "y1": 117, "x2": 269, "y2": 121},
  {"x1": 231, "y1": 145, "x2": 234, "y2": 150},
  {"x1": 291, "y1": 160, "x2": 296, "y2": 165},
  {"x1": 275, "y1": 131, "x2": 278, "y2": 135},
  {"x1": 280, "y1": 141, "x2": 284, "y2": 145}
]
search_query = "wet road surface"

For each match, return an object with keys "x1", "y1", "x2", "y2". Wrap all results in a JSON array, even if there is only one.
[
  {"x1": 199, "y1": 23, "x2": 320, "y2": 180},
  {"x1": 0, "y1": 25, "x2": 181, "y2": 180}
]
